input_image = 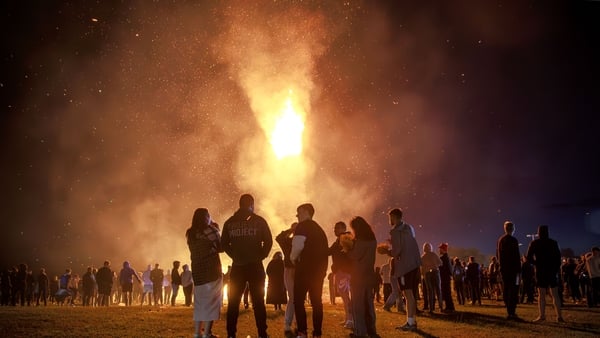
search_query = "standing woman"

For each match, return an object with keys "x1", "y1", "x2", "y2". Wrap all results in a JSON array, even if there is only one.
[
  {"x1": 187, "y1": 208, "x2": 223, "y2": 338},
  {"x1": 266, "y1": 251, "x2": 287, "y2": 311},
  {"x1": 343, "y1": 216, "x2": 380, "y2": 338}
]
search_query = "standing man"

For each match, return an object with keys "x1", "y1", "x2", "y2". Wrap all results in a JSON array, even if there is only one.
[
  {"x1": 96, "y1": 261, "x2": 113, "y2": 306},
  {"x1": 275, "y1": 222, "x2": 297, "y2": 337},
  {"x1": 170, "y1": 261, "x2": 181, "y2": 306},
  {"x1": 389, "y1": 208, "x2": 421, "y2": 332},
  {"x1": 291, "y1": 203, "x2": 329, "y2": 338},
  {"x1": 585, "y1": 247, "x2": 600, "y2": 307},
  {"x1": 328, "y1": 221, "x2": 354, "y2": 329},
  {"x1": 497, "y1": 221, "x2": 522, "y2": 320},
  {"x1": 526, "y1": 225, "x2": 564, "y2": 323},
  {"x1": 119, "y1": 261, "x2": 141, "y2": 306},
  {"x1": 151, "y1": 263, "x2": 164, "y2": 306},
  {"x1": 438, "y1": 243, "x2": 455, "y2": 313},
  {"x1": 221, "y1": 194, "x2": 272, "y2": 338}
]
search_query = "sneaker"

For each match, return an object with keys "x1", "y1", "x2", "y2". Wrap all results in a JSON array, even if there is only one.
[
  {"x1": 532, "y1": 316, "x2": 545, "y2": 323},
  {"x1": 344, "y1": 320, "x2": 354, "y2": 329},
  {"x1": 396, "y1": 322, "x2": 417, "y2": 331}
]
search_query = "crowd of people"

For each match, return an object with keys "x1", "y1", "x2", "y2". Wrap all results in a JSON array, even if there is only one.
[{"x1": 2, "y1": 193, "x2": 600, "y2": 338}]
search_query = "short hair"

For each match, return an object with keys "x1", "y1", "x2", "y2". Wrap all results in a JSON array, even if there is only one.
[
  {"x1": 592, "y1": 247, "x2": 600, "y2": 252},
  {"x1": 297, "y1": 203, "x2": 315, "y2": 217},
  {"x1": 239, "y1": 194, "x2": 254, "y2": 208},
  {"x1": 103, "y1": 260, "x2": 110, "y2": 266},
  {"x1": 388, "y1": 208, "x2": 403, "y2": 219},
  {"x1": 334, "y1": 221, "x2": 346, "y2": 230},
  {"x1": 504, "y1": 221, "x2": 514, "y2": 233}
]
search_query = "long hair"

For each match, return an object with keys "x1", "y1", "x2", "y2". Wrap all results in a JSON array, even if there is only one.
[
  {"x1": 187, "y1": 208, "x2": 210, "y2": 240},
  {"x1": 350, "y1": 216, "x2": 376, "y2": 241}
]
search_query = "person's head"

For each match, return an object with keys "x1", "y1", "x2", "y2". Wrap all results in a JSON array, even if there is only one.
[
  {"x1": 65, "y1": 268, "x2": 72, "y2": 274},
  {"x1": 123, "y1": 261, "x2": 130, "y2": 268},
  {"x1": 469, "y1": 256, "x2": 475, "y2": 263},
  {"x1": 192, "y1": 208, "x2": 211, "y2": 229},
  {"x1": 592, "y1": 247, "x2": 600, "y2": 256},
  {"x1": 147, "y1": 264, "x2": 152, "y2": 271},
  {"x1": 173, "y1": 260, "x2": 180, "y2": 269},
  {"x1": 453, "y1": 257, "x2": 461, "y2": 265},
  {"x1": 423, "y1": 242, "x2": 432, "y2": 253},
  {"x1": 87, "y1": 266, "x2": 92, "y2": 273},
  {"x1": 274, "y1": 251, "x2": 282, "y2": 260},
  {"x1": 182, "y1": 264, "x2": 189, "y2": 271},
  {"x1": 296, "y1": 203, "x2": 314, "y2": 222},
  {"x1": 40, "y1": 268, "x2": 46, "y2": 274},
  {"x1": 350, "y1": 216, "x2": 376, "y2": 241},
  {"x1": 504, "y1": 221, "x2": 515, "y2": 235},
  {"x1": 103, "y1": 260, "x2": 110, "y2": 267},
  {"x1": 239, "y1": 194, "x2": 254, "y2": 212},
  {"x1": 334, "y1": 221, "x2": 347, "y2": 237},
  {"x1": 388, "y1": 208, "x2": 403, "y2": 226},
  {"x1": 537, "y1": 225, "x2": 549, "y2": 239},
  {"x1": 439, "y1": 242, "x2": 449, "y2": 254},
  {"x1": 154, "y1": 263, "x2": 160, "y2": 269}
]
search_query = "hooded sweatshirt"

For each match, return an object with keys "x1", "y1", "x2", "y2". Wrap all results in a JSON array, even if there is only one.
[{"x1": 221, "y1": 208, "x2": 273, "y2": 266}]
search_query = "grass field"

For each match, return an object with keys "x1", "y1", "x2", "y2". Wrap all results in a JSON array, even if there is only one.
[{"x1": 0, "y1": 297, "x2": 599, "y2": 337}]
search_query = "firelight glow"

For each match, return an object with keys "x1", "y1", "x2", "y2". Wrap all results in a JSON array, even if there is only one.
[{"x1": 270, "y1": 96, "x2": 305, "y2": 159}]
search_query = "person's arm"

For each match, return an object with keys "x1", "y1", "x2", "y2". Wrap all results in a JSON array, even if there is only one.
[
  {"x1": 261, "y1": 220, "x2": 273, "y2": 259},
  {"x1": 221, "y1": 222, "x2": 233, "y2": 258},
  {"x1": 290, "y1": 235, "x2": 306, "y2": 264}
]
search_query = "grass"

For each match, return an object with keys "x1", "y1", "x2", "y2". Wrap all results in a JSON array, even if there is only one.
[{"x1": 0, "y1": 297, "x2": 599, "y2": 337}]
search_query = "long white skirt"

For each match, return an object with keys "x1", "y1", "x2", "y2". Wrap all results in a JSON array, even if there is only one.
[{"x1": 193, "y1": 275, "x2": 223, "y2": 322}]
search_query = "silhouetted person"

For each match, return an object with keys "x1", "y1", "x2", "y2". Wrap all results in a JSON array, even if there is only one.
[
  {"x1": 497, "y1": 221, "x2": 521, "y2": 319},
  {"x1": 1, "y1": 268, "x2": 12, "y2": 306},
  {"x1": 15, "y1": 263, "x2": 27, "y2": 306},
  {"x1": 186, "y1": 208, "x2": 223, "y2": 338},
  {"x1": 344, "y1": 216, "x2": 379, "y2": 338},
  {"x1": 181, "y1": 264, "x2": 193, "y2": 306},
  {"x1": 171, "y1": 260, "x2": 181, "y2": 306},
  {"x1": 266, "y1": 252, "x2": 286, "y2": 311},
  {"x1": 151, "y1": 263, "x2": 164, "y2": 306},
  {"x1": 275, "y1": 222, "x2": 297, "y2": 336},
  {"x1": 526, "y1": 225, "x2": 564, "y2": 323},
  {"x1": 96, "y1": 261, "x2": 113, "y2": 306},
  {"x1": 438, "y1": 242, "x2": 455, "y2": 313},
  {"x1": 586, "y1": 247, "x2": 600, "y2": 307},
  {"x1": 82, "y1": 266, "x2": 96, "y2": 306},
  {"x1": 291, "y1": 203, "x2": 329, "y2": 338},
  {"x1": 389, "y1": 208, "x2": 421, "y2": 331},
  {"x1": 328, "y1": 221, "x2": 354, "y2": 328},
  {"x1": 221, "y1": 194, "x2": 272, "y2": 338},
  {"x1": 466, "y1": 257, "x2": 481, "y2": 305},
  {"x1": 119, "y1": 261, "x2": 141, "y2": 306}
]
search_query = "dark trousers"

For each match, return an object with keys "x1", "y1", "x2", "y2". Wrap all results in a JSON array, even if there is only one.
[
  {"x1": 351, "y1": 281, "x2": 377, "y2": 336},
  {"x1": 36, "y1": 288, "x2": 47, "y2": 306},
  {"x1": 183, "y1": 284, "x2": 193, "y2": 306},
  {"x1": 227, "y1": 263, "x2": 267, "y2": 337},
  {"x1": 590, "y1": 277, "x2": 600, "y2": 307},
  {"x1": 294, "y1": 267, "x2": 325, "y2": 336},
  {"x1": 502, "y1": 273, "x2": 519, "y2": 315},
  {"x1": 383, "y1": 283, "x2": 392, "y2": 303},
  {"x1": 441, "y1": 278, "x2": 455, "y2": 310}
]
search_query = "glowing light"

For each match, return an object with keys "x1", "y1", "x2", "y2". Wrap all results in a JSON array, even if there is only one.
[{"x1": 270, "y1": 96, "x2": 304, "y2": 159}]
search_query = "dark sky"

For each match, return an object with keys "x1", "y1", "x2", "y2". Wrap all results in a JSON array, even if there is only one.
[{"x1": 1, "y1": 1, "x2": 599, "y2": 274}]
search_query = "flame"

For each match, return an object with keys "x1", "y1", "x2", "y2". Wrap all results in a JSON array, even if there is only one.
[{"x1": 270, "y1": 95, "x2": 305, "y2": 159}]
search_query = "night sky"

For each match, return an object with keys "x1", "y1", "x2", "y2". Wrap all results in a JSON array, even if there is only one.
[{"x1": 1, "y1": 1, "x2": 599, "y2": 274}]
